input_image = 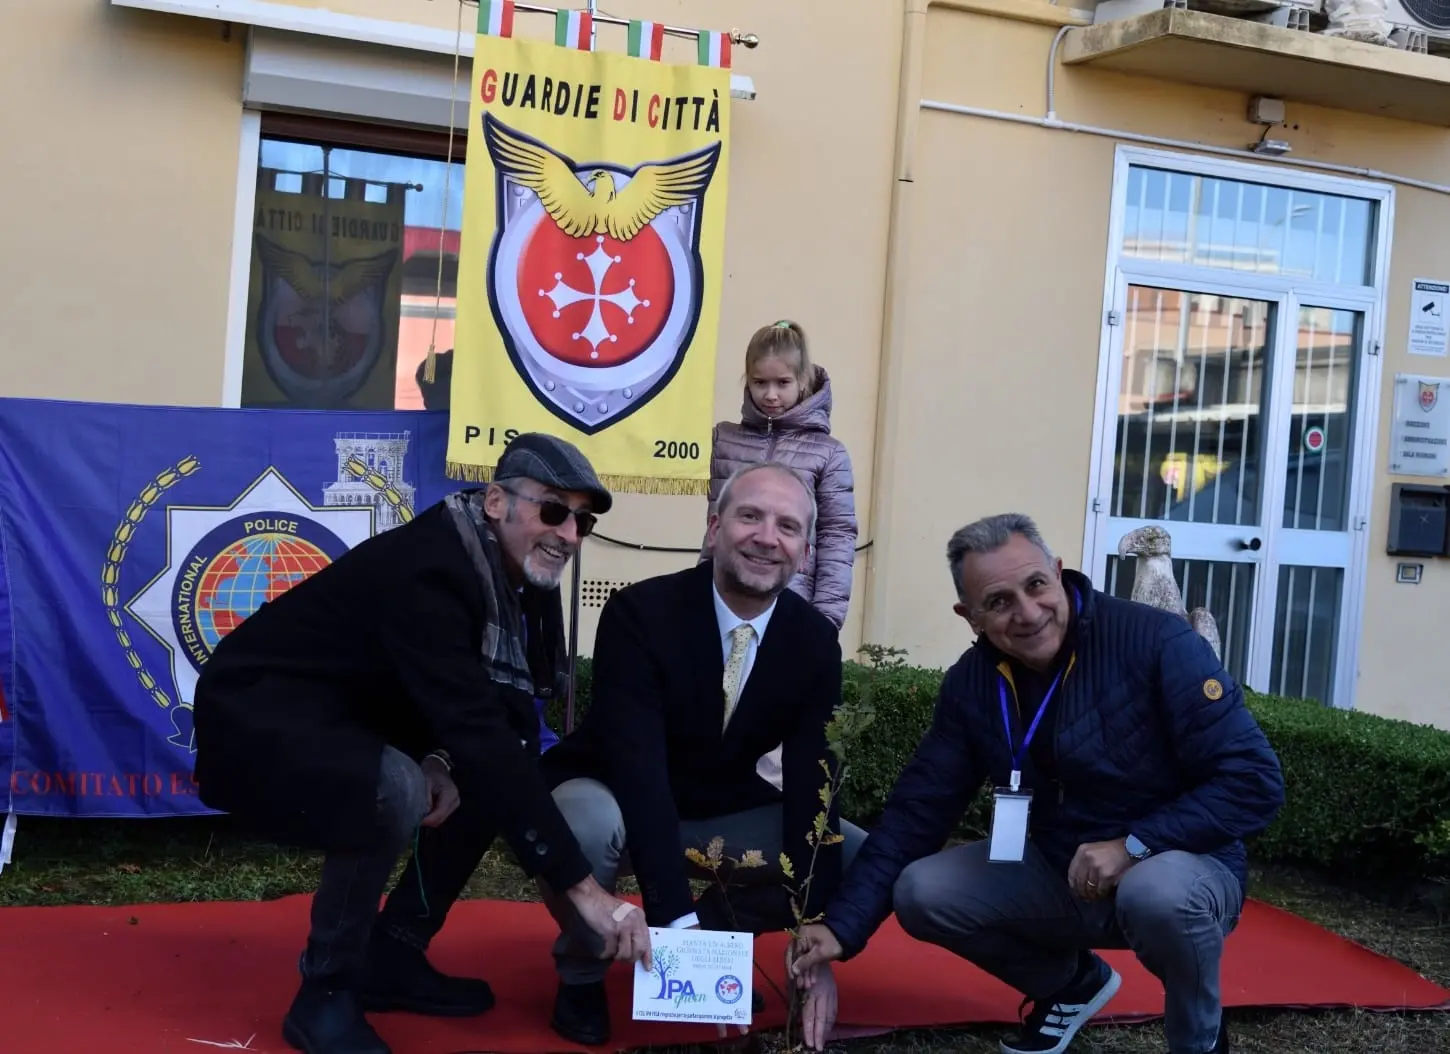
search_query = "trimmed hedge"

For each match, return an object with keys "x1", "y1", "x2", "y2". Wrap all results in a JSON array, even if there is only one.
[{"x1": 549, "y1": 654, "x2": 1450, "y2": 882}]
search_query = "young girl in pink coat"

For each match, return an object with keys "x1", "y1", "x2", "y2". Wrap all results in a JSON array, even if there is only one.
[{"x1": 706, "y1": 320, "x2": 859, "y2": 630}]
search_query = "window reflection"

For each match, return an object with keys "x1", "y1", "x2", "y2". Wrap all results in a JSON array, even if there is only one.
[
  {"x1": 1122, "y1": 167, "x2": 1376, "y2": 286},
  {"x1": 1110, "y1": 291, "x2": 1364, "y2": 534},
  {"x1": 1270, "y1": 565, "x2": 1344, "y2": 705},
  {"x1": 242, "y1": 136, "x2": 464, "y2": 410},
  {"x1": 1110, "y1": 289, "x2": 1273, "y2": 528}
]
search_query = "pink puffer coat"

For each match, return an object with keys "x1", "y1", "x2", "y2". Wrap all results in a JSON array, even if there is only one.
[{"x1": 705, "y1": 367, "x2": 859, "y2": 629}]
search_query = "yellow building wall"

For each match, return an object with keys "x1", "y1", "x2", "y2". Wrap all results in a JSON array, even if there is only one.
[
  {"x1": 875, "y1": 4, "x2": 1450, "y2": 727},
  {"x1": 5, "y1": 0, "x2": 1450, "y2": 728},
  {"x1": 0, "y1": 2, "x2": 244, "y2": 406}
]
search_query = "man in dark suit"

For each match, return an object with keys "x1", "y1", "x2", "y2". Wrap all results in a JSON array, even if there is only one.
[
  {"x1": 538, "y1": 461, "x2": 868, "y2": 1046},
  {"x1": 192, "y1": 433, "x2": 653, "y2": 1054}
]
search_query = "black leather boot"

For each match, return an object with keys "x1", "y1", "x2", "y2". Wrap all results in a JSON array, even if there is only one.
[
  {"x1": 551, "y1": 980, "x2": 611, "y2": 1046},
  {"x1": 357, "y1": 931, "x2": 495, "y2": 1017},
  {"x1": 282, "y1": 979, "x2": 390, "y2": 1054}
]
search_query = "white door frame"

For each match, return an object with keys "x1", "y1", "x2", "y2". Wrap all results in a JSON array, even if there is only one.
[{"x1": 1082, "y1": 145, "x2": 1395, "y2": 709}]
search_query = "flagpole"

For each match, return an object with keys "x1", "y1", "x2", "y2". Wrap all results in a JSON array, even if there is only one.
[
  {"x1": 586, "y1": 0, "x2": 597, "y2": 48},
  {"x1": 502, "y1": 2, "x2": 761, "y2": 48},
  {"x1": 565, "y1": 543, "x2": 582, "y2": 733}
]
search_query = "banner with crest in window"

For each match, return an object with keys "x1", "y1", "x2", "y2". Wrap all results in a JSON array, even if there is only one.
[{"x1": 443, "y1": 5, "x2": 733, "y2": 495}]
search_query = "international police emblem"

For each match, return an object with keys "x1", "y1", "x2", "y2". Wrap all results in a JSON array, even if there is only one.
[{"x1": 114, "y1": 434, "x2": 416, "y2": 753}]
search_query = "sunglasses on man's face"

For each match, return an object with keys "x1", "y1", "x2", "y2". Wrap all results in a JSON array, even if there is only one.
[{"x1": 508, "y1": 490, "x2": 597, "y2": 538}]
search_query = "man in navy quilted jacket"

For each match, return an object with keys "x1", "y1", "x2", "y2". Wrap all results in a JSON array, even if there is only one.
[{"x1": 789, "y1": 513, "x2": 1284, "y2": 1054}]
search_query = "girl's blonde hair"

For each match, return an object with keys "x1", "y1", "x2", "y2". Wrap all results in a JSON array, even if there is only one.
[{"x1": 744, "y1": 319, "x2": 815, "y2": 396}]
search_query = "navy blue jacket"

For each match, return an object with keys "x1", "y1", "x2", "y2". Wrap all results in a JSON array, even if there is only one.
[{"x1": 823, "y1": 569, "x2": 1285, "y2": 958}]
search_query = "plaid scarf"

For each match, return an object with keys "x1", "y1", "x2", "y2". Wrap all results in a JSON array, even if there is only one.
[{"x1": 441, "y1": 490, "x2": 564, "y2": 699}]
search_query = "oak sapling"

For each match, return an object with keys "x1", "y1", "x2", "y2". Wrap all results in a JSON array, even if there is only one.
[{"x1": 690, "y1": 644, "x2": 895, "y2": 1051}]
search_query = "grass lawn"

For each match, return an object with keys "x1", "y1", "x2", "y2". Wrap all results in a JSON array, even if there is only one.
[{"x1": 2, "y1": 816, "x2": 1448, "y2": 1053}]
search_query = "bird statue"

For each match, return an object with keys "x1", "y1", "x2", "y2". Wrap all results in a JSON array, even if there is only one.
[
  {"x1": 1116, "y1": 525, "x2": 1223, "y2": 661},
  {"x1": 483, "y1": 112, "x2": 721, "y2": 242}
]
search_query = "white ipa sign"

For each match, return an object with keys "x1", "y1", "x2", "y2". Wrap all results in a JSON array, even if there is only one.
[
  {"x1": 631, "y1": 927, "x2": 753, "y2": 1026},
  {"x1": 1409, "y1": 279, "x2": 1449, "y2": 358},
  {"x1": 1390, "y1": 374, "x2": 1450, "y2": 477}
]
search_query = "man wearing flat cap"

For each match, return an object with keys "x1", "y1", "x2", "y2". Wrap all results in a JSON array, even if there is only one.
[{"x1": 193, "y1": 433, "x2": 651, "y2": 1054}]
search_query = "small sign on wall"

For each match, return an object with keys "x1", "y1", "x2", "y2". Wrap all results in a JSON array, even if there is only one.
[
  {"x1": 1389, "y1": 374, "x2": 1450, "y2": 477},
  {"x1": 1409, "y1": 279, "x2": 1449, "y2": 358}
]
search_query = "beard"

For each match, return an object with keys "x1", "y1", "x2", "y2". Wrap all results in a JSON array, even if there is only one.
[
  {"x1": 522, "y1": 545, "x2": 571, "y2": 589},
  {"x1": 719, "y1": 547, "x2": 793, "y2": 599}
]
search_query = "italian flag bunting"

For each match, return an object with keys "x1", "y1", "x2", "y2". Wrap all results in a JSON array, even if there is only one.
[
  {"x1": 627, "y1": 19, "x2": 665, "y2": 61},
  {"x1": 554, "y1": 9, "x2": 594, "y2": 50},
  {"x1": 696, "y1": 29, "x2": 732, "y2": 69},
  {"x1": 477, "y1": 0, "x2": 514, "y2": 37}
]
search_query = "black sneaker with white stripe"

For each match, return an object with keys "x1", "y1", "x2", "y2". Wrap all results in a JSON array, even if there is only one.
[{"x1": 999, "y1": 952, "x2": 1122, "y2": 1054}]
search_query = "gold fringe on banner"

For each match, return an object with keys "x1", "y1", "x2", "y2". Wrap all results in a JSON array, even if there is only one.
[{"x1": 445, "y1": 461, "x2": 710, "y2": 496}]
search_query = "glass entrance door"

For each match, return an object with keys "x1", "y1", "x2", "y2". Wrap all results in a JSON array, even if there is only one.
[
  {"x1": 1087, "y1": 151, "x2": 1390, "y2": 709},
  {"x1": 1096, "y1": 280, "x2": 1280, "y2": 687},
  {"x1": 1262, "y1": 303, "x2": 1370, "y2": 706},
  {"x1": 1090, "y1": 279, "x2": 1375, "y2": 704}
]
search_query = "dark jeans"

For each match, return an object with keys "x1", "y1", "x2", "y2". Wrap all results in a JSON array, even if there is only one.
[
  {"x1": 374, "y1": 758, "x2": 503, "y2": 953},
  {"x1": 300, "y1": 746, "x2": 429, "y2": 983},
  {"x1": 301, "y1": 746, "x2": 503, "y2": 983},
  {"x1": 892, "y1": 840, "x2": 1243, "y2": 1054}
]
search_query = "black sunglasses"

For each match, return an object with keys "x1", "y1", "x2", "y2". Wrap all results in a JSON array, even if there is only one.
[{"x1": 505, "y1": 489, "x2": 597, "y2": 537}]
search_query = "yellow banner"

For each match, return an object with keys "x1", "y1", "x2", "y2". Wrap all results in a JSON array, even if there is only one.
[
  {"x1": 243, "y1": 184, "x2": 404, "y2": 410},
  {"x1": 447, "y1": 32, "x2": 732, "y2": 494}
]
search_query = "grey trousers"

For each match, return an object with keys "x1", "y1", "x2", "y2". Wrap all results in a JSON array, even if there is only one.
[
  {"x1": 545, "y1": 777, "x2": 868, "y2": 984},
  {"x1": 300, "y1": 746, "x2": 429, "y2": 983},
  {"x1": 892, "y1": 840, "x2": 1243, "y2": 1054}
]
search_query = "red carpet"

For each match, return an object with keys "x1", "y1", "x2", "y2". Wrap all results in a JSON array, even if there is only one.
[{"x1": 1, "y1": 895, "x2": 1445, "y2": 1053}]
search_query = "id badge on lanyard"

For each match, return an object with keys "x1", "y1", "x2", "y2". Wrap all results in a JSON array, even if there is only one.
[{"x1": 988, "y1": 670, "x2": 1063, "y2": 864}]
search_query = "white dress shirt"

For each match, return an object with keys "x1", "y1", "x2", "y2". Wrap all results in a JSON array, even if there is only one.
[{"x1": 667, "y1": 585, "x2": 779, "y2": 929}]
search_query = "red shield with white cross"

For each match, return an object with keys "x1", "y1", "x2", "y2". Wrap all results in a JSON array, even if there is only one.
[{"x1": 482, "y1": 114, "x2": 721, "y2": 435}]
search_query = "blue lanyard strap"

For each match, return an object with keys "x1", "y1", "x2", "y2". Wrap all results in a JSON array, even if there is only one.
[{"x1": 999, "y1": 670, "x2": 1063, "y2": 792}]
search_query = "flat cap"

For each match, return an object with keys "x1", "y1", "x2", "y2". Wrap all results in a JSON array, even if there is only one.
[{"x1": 493, "y1": 432, "x2": 613, "y2": 514}]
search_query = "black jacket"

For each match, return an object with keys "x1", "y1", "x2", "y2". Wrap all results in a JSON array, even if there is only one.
[
  {"x1": 192, "y1": 499, "x2": 593, "y2": 894},
  {"x1": 823, "y1": 570, "x2": 1286, "y2": 958},
  {"x1": 541, "y1": 562, "x2": 846, "y2": 926}
]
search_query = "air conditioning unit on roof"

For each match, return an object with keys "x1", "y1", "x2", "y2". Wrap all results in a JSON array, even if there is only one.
[
  {"x1": 1093, "y1": 0, "x2": 1323, "y2": 31},
  {"x1": 1381, "y1": 0, "x2": 1450, "y2": 53}
]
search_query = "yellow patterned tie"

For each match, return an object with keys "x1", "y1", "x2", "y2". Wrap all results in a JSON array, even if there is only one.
[{"x1": 721, "y1": 623, "x2": 755, "y2": 731}]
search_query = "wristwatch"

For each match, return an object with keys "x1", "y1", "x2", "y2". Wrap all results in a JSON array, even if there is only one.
[{"x1": 1125, "y1": 834, "x2": 1152, "y2": 861}]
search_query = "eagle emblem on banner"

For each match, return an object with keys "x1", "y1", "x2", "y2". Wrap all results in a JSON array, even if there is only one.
[
  {"x1": 482, "y1": 113, "x2": 722, "y2": 435},
  {"x1": 1419, "y1": 381, "x2": 1440, "y2": 413}
]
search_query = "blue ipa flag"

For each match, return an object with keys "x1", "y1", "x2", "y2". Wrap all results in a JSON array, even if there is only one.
[{"x1": 0, "y1": 397, "x2": 453, "y2": 818}]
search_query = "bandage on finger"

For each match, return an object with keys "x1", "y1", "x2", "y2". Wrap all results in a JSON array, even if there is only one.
[{"x1": 611, "y1": 901, "x2": 638, "y2": 923}]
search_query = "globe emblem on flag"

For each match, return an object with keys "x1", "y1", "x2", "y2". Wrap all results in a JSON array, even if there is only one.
[
  {"x1": 189, "y1": 534, "x2": 332, "y2": 652},
  {"x1": 482, "y1": 113, "x2": 722, "y2": 435},
  {"x1": 124, "y1": 469, "x2": 378, "y2": 749},
  {"x1": 168, "y1": 512, "x2": 351, "y2": 673}
]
